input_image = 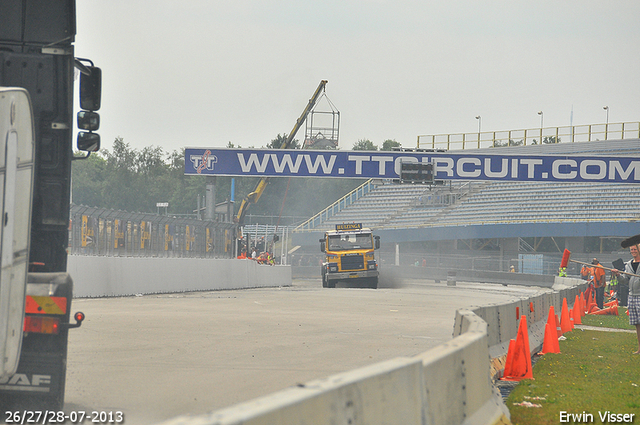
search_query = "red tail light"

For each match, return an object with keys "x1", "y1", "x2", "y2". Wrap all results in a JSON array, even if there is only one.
[{"x1": 24, "y1": 316, "x2": 61, "y2": 334}]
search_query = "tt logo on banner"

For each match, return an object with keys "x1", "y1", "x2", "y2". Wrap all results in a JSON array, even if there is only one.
[{"x1": 190, "y1": 150, "x2": 218, "y2": 173}]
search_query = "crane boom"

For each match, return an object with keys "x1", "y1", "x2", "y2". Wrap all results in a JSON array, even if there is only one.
[{"x1": 235, "y1": 80, "x2": 328, "y2": 225}]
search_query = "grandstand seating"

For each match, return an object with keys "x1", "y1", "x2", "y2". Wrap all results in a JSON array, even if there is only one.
[{"x1": 301, "y1": 139, "x2": 640, "y2": 232}]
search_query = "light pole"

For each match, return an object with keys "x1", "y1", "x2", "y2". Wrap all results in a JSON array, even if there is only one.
[
  {"x1": 603, "y1": 106, "x2": 609, "y2": 140},
  {"x1": 475, "y1": 115, "x2": 481, "y2": 147},
  {"x1": 537, "y1": 111, "x2": 543, "y2": 144}
]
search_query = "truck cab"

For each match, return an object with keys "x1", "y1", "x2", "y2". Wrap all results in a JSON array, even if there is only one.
[{"x1": 320, "y1": 223, "x2": 380, "y2": 289}]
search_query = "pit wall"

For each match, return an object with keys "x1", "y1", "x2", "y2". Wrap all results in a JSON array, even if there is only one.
[
  {"x1": 67, "y1": 255, "x2": 292, "y2": 297},
  {"x1": 158, "y1": 276, "x2": 585, "y2": 425}
]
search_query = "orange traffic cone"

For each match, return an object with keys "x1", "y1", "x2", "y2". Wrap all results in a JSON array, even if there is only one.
[
  {"x1": 572, "y1": 295, "x2": 582, "y2": 326},
  {"x1": 580, "y1": 292, "x2": 586, "y2": 316},
  {"x1": 586, "y1": 293, "x2": 597, "y2": 314},
  {"x1": 573, "y1": 295, "x2": 582, "y2": 325},
  {"x1": 569, "y1": 308, "x2": 574, "y2": 328},
  {"x1": 560, "y1": 298, "x2": 572, "y2": 334},
  {"x1": 591, "y1": 305, "x2": 619, "y2": 315},
  {"x1": 546, "y1": 305, "x2": 557, "y2": 328},
  {"x1": 584, "y1": 287, "x2": 592, "y2": 305},
  {"x1": 539, "y1": 322, "x2": 561, "y2": 354},
  {"x1": 555, "y1": 314, "x2": 562, "y2": 338},
  {"x1": 501, "y1": 315, "x2": 534, "y2": 381},
  {"x1": 588, "y1": 304, "x2": 601, "y2": 314},
  {"x1": 604, "y1": 299, "x2": 619, "y2": 307},
  {"x1": 502, "y1": 339, "x2": 516, "y2": 379}
]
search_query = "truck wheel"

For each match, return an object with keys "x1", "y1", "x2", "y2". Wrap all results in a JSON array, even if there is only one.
[{"x1": 326, "y1": 278, "x2": 336, "y2": 288}]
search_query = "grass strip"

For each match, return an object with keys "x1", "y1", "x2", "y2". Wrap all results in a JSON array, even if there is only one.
[{"x1": 506, "y1": 307, "x2": 640, "y2": 424}]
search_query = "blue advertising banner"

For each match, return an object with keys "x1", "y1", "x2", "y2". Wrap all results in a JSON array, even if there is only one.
[{"x1": 184, "y1": 148, "x2": 640, "y2": 183}]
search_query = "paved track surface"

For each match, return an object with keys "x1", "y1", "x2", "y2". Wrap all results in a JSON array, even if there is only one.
[{"x1": 62, "y1": 278, "x2": 548, "y2": 424}]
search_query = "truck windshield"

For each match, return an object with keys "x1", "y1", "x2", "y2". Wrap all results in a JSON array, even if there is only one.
[{"x1": 327, "y1": 233, "x2": 373, "y2": 250}]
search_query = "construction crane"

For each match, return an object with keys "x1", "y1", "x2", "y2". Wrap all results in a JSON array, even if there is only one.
[{"x1": 234, "y1": 80, "x2": 328, "y2": 226}]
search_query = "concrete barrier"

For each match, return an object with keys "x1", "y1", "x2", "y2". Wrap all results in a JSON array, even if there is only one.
[
  {"x1": 67, "y1": 255, "x2": 292, "y2": 297},
  {"x1": 376, "y1": 265, "x2": 557, "y2": 288},
  {"x1": 166, "y1": 357, "x2": 425, "y2": 425},
  {"x1": 155, "y1": 273, "x2": 586, "y2": 425},
  {"x1": 460, "y1": 277, "x2": 587, "y2": 380},
  {"x1": 422, "y1": 310, "x2": 509, "y2": 425}
]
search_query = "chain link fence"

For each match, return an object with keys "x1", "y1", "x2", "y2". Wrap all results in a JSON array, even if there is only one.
[{"x1": 69, "y1": 204, "x2": 237, "y2": 258}]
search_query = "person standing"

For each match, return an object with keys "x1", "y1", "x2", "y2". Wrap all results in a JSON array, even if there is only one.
[
  {"x1": 592, "y1": 258, "x2": 606, "y2": 309},
  {"x1": 613, "y1": 244, "x2": 640, "y2": 355},
  {"x1": 581, "y1": 264, "x2": 591, "y2": 280},
  {"x1": 609, "y1": 272, "x2": 618, "y2": 300}
]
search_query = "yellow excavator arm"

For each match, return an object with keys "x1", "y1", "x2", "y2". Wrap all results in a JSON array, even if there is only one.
[{"x1": 235, "y1": 80, "x2": 328, "y2": 226}]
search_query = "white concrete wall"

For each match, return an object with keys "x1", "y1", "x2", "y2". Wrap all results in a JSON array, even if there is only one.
[{"x1": 67, "y1": 255, "x2": 292, "y2": 298}]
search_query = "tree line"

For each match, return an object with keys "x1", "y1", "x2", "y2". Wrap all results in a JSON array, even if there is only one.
[{"x1": 71, "y1": 136, "x2": 401, "y2": 225}]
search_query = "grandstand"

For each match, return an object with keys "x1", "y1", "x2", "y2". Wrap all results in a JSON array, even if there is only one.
[{"x1": 292, "y1": 138, "x2": 640, "y2": 273}]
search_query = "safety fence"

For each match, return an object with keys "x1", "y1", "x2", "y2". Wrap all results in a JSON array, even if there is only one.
[
  {"x1": 69, "y1": 204, "x2": 237, "y2": 258},
  {"x1": 417, "y1": 121, "x2": 640, "y2": 151},
  {"x1": 241, "y1": 224, "x2": 292, "y2": 265}
]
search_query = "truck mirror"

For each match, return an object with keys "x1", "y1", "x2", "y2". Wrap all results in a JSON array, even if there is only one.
[
  {"x1": 77, "y1": 111, "x2": 100, "y2": 131},
  {"x1": 374, "y1": 236, "x2": 380, "y2": 250},
  {"x1": 80, "y1": 66, "x2": 102, "y2": 111},
  {"x1": 319, "y1": 238, "x2": 325, "y2": 253},
  {"x1": 77, "y1": 131, "x2": 100, "y2": 152}
]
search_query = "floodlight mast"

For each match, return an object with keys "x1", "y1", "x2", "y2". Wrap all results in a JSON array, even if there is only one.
[{"x1": 235, "y1": 80, "x2": 328, "y2": 226}]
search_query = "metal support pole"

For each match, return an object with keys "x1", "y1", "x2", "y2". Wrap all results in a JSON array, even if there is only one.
[{"x1": 205, "y1": 176, "x2": 216, "y2": 220}]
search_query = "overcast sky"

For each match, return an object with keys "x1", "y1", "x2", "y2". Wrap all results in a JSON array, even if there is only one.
[{"x1": 75, "y1": 1, "x2": 640, "y2": 154}]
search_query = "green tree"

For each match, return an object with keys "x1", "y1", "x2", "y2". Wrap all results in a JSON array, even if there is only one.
[
  {"x1": 71, "y1": 152, "x2": 107, "y2": 207},
  {"x1": 265, "y1": 133, "x2": 300, "y2": 149},
  {"x1": 381, "y1": 139, "x2": 401, "y2": 151},
  {"x1": 352, "y1": 139, "x2": 378, "y2": 151}
]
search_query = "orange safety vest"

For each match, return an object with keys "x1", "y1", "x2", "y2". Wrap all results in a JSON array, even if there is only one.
[
  {"x1": 593, "y1": 264, "x2": 605, "y2": 288},
  {"x1": 581, "y1": 266, "x2": 591, "y2": 279}
]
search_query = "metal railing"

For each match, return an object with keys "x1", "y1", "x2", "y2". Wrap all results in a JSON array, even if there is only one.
[
  {"x1": 241, "y1": 224, "x2": 292, "y2": 264},
  {"x1": 294, "y1": 179, "x2": 379, "y2": 232},
  {"x1": 417, "y1": 121, "x2": 640, "y2": 151},
  {"x1": 69, "y1": 204, "x2": 237, "y2": 258}
]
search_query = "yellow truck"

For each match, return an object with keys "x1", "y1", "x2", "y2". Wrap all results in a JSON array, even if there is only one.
[{"x1": 320, "y1": 223, "x2": 380, "y2": 289}]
